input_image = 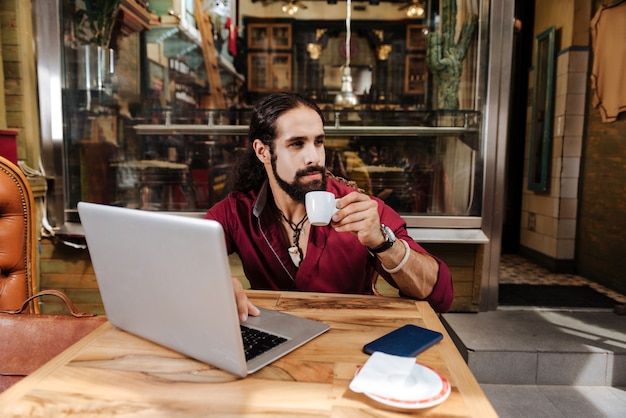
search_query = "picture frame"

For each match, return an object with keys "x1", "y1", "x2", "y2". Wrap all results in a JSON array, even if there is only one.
[
  {"x1": 406, "y1": 25, "x2": 428, "y2": 50},
  {"x1": 528, "y1": 26, "x2": 556, "y2": 192}
]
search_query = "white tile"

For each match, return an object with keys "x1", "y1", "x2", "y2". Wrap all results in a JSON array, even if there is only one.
[
  {"x1": 549, "y1": 175, "x2": 561, "y2": 197},
  {"x1": 564, "y1": 114, "x2": 585, "y2": 136},
  {"x1": 552, "y1": 157, "x2": 563, "y2": 184},
  {"x1": 520, "y1": 229, "x2": 540, "y2": 251},
  {"x1": 526, "y1": 232, "x2": 557, "y2": 257},
  {"x1": 559, "y1": 198, "x2": 578, "y2": 218},
  {"x1": 563, "y1": 135, "x2": 583, "y2": 157},
  {"x1": 556, "y1": 238, "x2": 576, "y2": 259},
  {"x1": 562, "y1": 157, "x2": 581, "y2": 178},
  {"x1": 538, "y1": 214, "x2": 558, "y2": 238},
  {"x1": 556, "y1": 71, "x2": 568, "y2": 97},
  {"x1": 552, "y1": 135, "x2": 564, "y2": 157},
  {"x1": 557, "y1": 51, "x2": 569, "y2": 76},
  {"x1": 561, "y1": 177, "x2": 580, "y2": 199},
  {"x1": 567, "y1": 72, "x2": 588, "y2": 94},
  {"x1": 525, "y1": 193, "x2": 539, "y2": 213},
  {"x1": 544, "y1": 235, "x2": 558, "y2": 258},
  {"x1": 555, "y1": 93, "x2": 567, "y2": 118},
  {"x1": 525, "y1": 194, "x2": 536, "y2": 213},
  {"x1": 566, "y1": 93, "x2": 587, "y2": 115},
  {"x1": 535, "y1": 195, "x2": 560, "y2": 217},
  {"x1": 558, "y1": 218, "x2": 577, "y2": 239},
  {"x1": 568, "y1": 50, "x2": 589, "y2": 73}
]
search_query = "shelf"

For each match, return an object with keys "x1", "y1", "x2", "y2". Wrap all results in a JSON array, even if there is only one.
[
  {"x1": 407, "y1": 228, "x2": 489, "y2": 244},
  {"x1": 134, "y1": 109, "x2": 479, "y2": 150},
  {"x1": 134, "y1": 123, "x2": 478, "y2": 137},
  {"x1": 133, "y1": 107, "x2": 481, "y2": 154}
]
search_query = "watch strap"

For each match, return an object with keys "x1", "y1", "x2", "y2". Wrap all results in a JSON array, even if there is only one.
[{"x1": 367, "y1": 225, "x2": 396, "y2": 253}]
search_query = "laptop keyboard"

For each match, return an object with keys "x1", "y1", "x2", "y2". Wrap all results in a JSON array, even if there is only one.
[{"x1": 240, "y1": 325, "x2": 288, "y2": 361}]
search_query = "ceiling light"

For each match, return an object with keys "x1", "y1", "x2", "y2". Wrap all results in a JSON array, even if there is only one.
[
  {"x1": 335, "y1": 0, "x2": 358, "y2": 107},
  {"x1": 405, "y1": 1, "x2": 425, "y2": 18},
  {"x1": 282, "y1": 1, "x2": 300, "y2": 15}
]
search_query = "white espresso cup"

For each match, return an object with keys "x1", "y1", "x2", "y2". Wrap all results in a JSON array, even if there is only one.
[{"x1": 305, "y1": 191, "x2": 340, "y2": 226}]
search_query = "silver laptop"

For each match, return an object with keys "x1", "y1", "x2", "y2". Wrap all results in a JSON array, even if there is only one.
[{"x1": 77, "y1": 202, "x2": 329, "y2": 378}]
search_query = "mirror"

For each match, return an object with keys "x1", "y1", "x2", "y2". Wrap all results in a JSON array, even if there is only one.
[{"x1": 528, "y1": 26, "x2": 556, "y2": 192}]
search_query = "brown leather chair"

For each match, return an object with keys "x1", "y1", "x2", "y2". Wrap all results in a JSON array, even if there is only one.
[
  {"x1": 0, "y1": 155, "x2": 38, "y2": 313},
  {"x1": 1, "y1": 156, "x2": 106, "y2": 392}
]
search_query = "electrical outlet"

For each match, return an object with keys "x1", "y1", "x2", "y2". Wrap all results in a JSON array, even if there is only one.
[{"x1": 528, "y1": 212, "x2": 536, "y2": 231}]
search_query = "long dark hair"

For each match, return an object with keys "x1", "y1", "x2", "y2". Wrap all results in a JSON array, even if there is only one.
[{"x1": 229, "y1": 92, "x2": 324, "y2": 192}]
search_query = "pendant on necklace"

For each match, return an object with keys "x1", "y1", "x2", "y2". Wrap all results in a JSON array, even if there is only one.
[
  {"x1": 277, "y1": 207, "x2": 307, "y2": 268},
  {"x1": 288, "y1": 246, "x2": 301, "y2": 267}
]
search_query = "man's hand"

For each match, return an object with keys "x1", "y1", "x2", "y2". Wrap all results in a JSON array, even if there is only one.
[
  {"x1": 232, "y1": 277, "x2": 260, "y2": 321},
  {"x1": 332, "y1": 191, "x2": 385, "y2": 249}
]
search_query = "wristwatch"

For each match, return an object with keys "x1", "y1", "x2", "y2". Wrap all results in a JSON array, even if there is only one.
[{"x1": 367, "y1": 224, "x2": 396, "y2": 253}]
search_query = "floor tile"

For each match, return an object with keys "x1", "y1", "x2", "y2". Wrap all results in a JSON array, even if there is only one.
[{"x1": 480, "y1": 385, "x2": 626, "y2": 418}]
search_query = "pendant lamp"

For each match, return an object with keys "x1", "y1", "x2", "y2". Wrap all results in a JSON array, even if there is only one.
[{"x1": 334, "y1": 0, "x2": 359, "y2": 107}]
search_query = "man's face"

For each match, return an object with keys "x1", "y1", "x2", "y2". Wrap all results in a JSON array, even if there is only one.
[{"x1": 269, "y1": 106, "x2": 327, "y2": 203}]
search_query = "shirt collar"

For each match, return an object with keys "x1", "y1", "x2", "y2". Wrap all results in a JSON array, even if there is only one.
[{"x1": 252, "y1": 181, "x2": 269, "y2": 218}]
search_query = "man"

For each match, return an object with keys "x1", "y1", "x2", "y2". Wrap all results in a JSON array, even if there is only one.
[{"x1": 205, "y1": 92, "x2": 454, "y2": 319}]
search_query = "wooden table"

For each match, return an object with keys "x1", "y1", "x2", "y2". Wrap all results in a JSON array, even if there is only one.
[{"x1": 0, "y1": 291, "x2": 497, "y2": 417}]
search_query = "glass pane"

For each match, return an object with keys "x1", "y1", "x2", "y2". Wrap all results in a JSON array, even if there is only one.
[
  {"x1": 270, "y1": 55, "x2": 291, "y2": 90},
  {"x1": 57, "y1": 0, "x2": 486, "y2": 222},
  {"x1": 249, "y1": 54, "x2": 269, "y2": 91}
]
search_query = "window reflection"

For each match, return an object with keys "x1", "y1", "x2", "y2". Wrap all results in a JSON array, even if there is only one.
[{"x1": 59, "y1": 0, "x2": 484, "y2": 222}]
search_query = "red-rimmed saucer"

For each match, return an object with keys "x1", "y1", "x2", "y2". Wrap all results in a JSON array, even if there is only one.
[{"x1": 355, "y1": 362, "x2": 451, "y2": 409}]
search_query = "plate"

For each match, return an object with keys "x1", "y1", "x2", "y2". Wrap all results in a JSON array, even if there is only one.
[{"x1": 356, "y1": 362, "x2": 451, "y2": 410}]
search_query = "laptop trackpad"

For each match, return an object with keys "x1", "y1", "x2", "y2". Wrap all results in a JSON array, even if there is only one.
[{"x1": 242, "y1": 307, "x2": 318, "y2": 339}]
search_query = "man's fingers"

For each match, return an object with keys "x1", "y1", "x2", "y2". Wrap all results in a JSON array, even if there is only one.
[
  {"x1": 233, "y1": 277, "x2": 260, "y2": 321},
  {"x1": 248, "y1": 301, "x2": 261, "y2": 317}
]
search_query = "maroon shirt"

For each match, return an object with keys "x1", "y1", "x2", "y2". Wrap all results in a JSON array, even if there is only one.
[{"x1": 205, "y1": 178, "x2": 454, "y2": 312}]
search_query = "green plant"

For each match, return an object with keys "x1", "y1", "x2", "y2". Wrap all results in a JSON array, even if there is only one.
[
  {"x1": 426, "y1": 0, "x2": 477, "y2": 109},
  {"x1": 73, "y1": 0, "x2": 121, "y2": 47}
]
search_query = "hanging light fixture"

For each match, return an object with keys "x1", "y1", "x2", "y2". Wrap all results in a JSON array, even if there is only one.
[
  {"x1": 404, "y1": 1, "x2": 425, "y2": 18},
  {"x1": 334, "y1": 0, "x2": 359, "y2": 107},
  {"x1": 281, "y1": 0, "x2": 306, "y2": 16}
]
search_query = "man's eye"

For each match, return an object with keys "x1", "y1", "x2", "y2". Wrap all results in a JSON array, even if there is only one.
[
  {"x1": 290, "y1": 141, "x2": 304, "y2": 148},
  {"x1": 315, "y1": 138, "x2": 325, "y2": 146}
]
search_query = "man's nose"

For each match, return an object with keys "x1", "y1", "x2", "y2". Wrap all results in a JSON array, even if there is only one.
[{"x1": 303, "y1": 143, "x2": 321, "y2": 165}]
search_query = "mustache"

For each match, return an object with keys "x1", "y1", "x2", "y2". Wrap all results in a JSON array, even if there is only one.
[{"x1": 295, "y1": 166, "x2": 325, "y2": 178}]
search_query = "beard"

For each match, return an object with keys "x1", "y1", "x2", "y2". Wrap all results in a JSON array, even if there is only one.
[{"x1": 272, "y1": 158, "x2": 327, "y2": 203}]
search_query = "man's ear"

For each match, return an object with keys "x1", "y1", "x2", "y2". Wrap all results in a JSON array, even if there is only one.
[{"x1": 253, "y1": 139, "x2": 271, "y2": 163}]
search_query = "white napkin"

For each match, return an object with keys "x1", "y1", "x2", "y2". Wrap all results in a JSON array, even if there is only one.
[{"x1": 349, "y1": 352, "x2": 418, "y2": 399}]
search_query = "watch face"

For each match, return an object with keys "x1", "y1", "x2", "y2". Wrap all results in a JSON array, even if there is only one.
[
  {"x1": 368, "y1": 225, "x2": 397, "y2": 253},
  {"x1": 382, "y1": 225, "x2": 396, "y2": 243}
]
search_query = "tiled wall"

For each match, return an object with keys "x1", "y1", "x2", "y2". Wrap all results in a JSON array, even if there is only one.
[{"x1": 521, "y1": 47, "x2": 589, "y2": 263}]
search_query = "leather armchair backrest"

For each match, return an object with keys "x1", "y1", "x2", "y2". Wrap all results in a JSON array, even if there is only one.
[{"x1": 0, "y1": 156, "x2": 38, "y2": 313}]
